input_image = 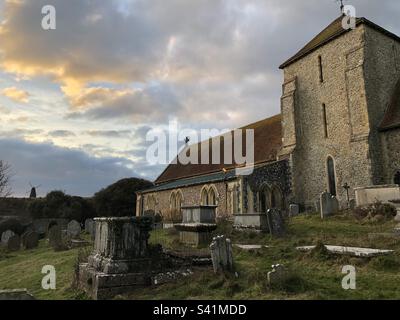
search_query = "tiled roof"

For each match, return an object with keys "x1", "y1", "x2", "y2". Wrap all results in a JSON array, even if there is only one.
[
  {"x1": 280, "y1": 16, "x2": 400, "y2": 69},
  {"x1": 140, "y1": 170, "x2": 237, "y2": 194},
  {"x1": 155, "y1": 114, "x2": 282, "y2": 184},
  {"x1": 380, "y1": 78, "x2": 400, "y2": 131}
]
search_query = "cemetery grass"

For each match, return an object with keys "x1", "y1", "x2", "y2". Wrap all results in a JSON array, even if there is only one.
[
  {"x1": 134, "y1": 213, "x2": 400, "y2": 300},
  {"x1": 1, "y1": 213, "x2": 400, "y2": 300},
  {"x1": 0, "y1": 239, "x2": 88, "y2": 300}
]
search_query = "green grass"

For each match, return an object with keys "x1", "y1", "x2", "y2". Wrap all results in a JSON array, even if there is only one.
[
  {"x1": 1, "y1": 213, "x2": 400, "y2": 300},
  {"x1": 0, "y1": 239, "x2": 88, "y2": 300}
]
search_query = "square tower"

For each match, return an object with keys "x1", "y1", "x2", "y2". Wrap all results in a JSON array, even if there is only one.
[{"x1": 279, "y1": 16, "x2": 400, "y2": 209}]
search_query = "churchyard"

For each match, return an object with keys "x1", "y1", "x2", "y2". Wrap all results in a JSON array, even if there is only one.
[{"x1": 1, "y1": 210, "x2": 400, "y2": 300}]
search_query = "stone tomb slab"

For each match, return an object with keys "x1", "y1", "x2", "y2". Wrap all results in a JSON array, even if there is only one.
[
  {"x1": 234, "y1": 244, "x2": 270, "y2": 251},
  {"x1": 297, "y1": 245, "x2": 393, "y2": 257}
]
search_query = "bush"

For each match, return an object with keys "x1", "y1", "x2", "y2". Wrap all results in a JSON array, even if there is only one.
[
  {"x1": 93, "y1": 178, "x2": 153, "y2": 217},
  {"x1": 0, "y1": 218, "x2": 23, "y2": 235},
  {"x1": 353, "y1": 201, "x2": 397, "y2": 221},
  {"x1": 28, "y1": 191, "x2": 96, "y2": 222}
]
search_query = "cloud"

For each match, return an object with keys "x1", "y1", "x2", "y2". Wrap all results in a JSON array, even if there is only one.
[
  {"x1": 84, "y1": 130, "x2": 132, "y2": 138},
  {"x1": 0, "y1": 0, "x2": 399, "y2": 190},
  {"x1": 0, "y1": 137, "x2": 145, "y2": 197},
  {"x1": 0, "y1": 104, "x2": 11, "y2": 114},
  {"x1": 48, "y1": 130, "x2": 76, "y2": 138},
  {"x1": 1, "y1": 86, "x2": 30, "y2": 103}
]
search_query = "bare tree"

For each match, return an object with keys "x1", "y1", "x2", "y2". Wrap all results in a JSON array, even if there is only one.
[{"x1": 0, "y1": 160, "x2": 12, "y2": 197}]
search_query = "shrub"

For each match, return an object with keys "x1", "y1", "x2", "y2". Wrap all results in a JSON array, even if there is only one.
[
  {"x1": 93, "y1": 178, "x2": 153, "y2": 217},
  {"x1": 0, "y1": 218, "x2": 23, "y2": 235},
  {"x1": 28, "y1": 191, "x2": 96, "y2": 222},
  {"x1": 353, "y1": 201, "x2": 397, "y2": 221}
]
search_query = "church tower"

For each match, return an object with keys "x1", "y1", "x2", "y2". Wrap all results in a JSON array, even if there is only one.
[{"x1": 279, "y1": 16, "x2": 400, "y2": 209}]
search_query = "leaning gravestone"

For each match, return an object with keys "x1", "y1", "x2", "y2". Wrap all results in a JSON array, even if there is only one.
[
  {"x1": 267, "y1": 264, "x2": 288, "y2": 287},
  {"x1": 7, "y1": 234, "x2": 21, "y2": 251},
  {"x1": 210, "y1": 235, "x2": 234, "y2": 273},
  {"x1": 24, "y1": 231, "x2": 39, "y2": 250},
  {"x1": 48, "y1": 225, "x2": 62, "y2": 249},
  {"x1": 266, "y1": 209, "x2": 286, "y2": 237},
  {"x1": 320, "y1": 191, "x2": 339, "y2": 219},
  {"x1": 1, "y1": 230, "x2": 15, "y2": 246},
  {"x1": 67, "y1": 220, "x2": 81, "y2": 239}
]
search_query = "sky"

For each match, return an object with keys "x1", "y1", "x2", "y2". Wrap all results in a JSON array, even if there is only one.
[{"x1": 0, "y1": 0, "x2": 399, "y2": 197}]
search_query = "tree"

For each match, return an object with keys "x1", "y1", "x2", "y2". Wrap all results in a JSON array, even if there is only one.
[
  {"x1": 0, "y1": 160, "x2": 12, "y2": 197},
  {"x1": 28, "y1": 190, "x2": 96, "y2": 222},
  {"x1": 93, "y1": 178, "x2": 153, "y2": 217}
]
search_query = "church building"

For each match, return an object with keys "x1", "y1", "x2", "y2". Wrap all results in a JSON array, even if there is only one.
[{"x1": 136, "y1": 15, "x2": 400, "y2": 219}]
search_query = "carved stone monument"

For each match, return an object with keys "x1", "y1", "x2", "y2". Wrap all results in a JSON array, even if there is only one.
[
  {"x1": 210, "y1": 235, "x2": 234, "y2": 273},
  {"x1": 78, "y1": 216, "x2": 161, "y2": 299},
  {"x1": 174, "y1": 206, "x2": 217, "y2": 247}
]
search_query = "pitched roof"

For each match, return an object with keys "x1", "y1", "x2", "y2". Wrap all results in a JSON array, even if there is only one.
[
  {"x1": 380, "y1": 78, "x2": 400, "y2": 132},
  {"x1": 155, "y1": 114, "x2": 282, "y2": 184},
  {"x1": 280, "y1": 16, "x2": 400, "y2": 69}
]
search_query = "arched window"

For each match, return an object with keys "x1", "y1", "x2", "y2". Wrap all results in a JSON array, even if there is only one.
[
  {"x1": 208, "y1": 188, "x2": 216, "y2": 205},
  {"x1": 259, "y1": 185, "x2": 271, "y2": 213},
  {"x1": 327, "y1": 156, "x2": 337, "y2": 196},
  {"x1": 201, "y1": 187, "x2": 209, "y2": 205},
  {"x1": 271, "y1": 186, "x2": 283, "y2": 209},
  {"x1": 175, "y1": 191, "x2": 183, "y2": 213},
  {"x1": 170, "y1": 192, "x2": 176, "y2": 210},
  {"x1": 394, "y1": 171, "x2": 400, "y2": 186}
]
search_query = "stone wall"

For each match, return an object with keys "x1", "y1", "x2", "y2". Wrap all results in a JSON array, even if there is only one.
[
  {"x1": 138, "y1": 161, "x2": 291, "y2": 218},
  {"x1": 381, "y1": 129, "x2": 400, "y2": 183},
  {"x1": 363, "y1": 26, "x2": 400, "y2": 184},
  {"x1": 281, "y1": 23, "x2": 399, "y2": 209},
  {"x1": 138, "y1": 180, "x2": 231, "y2": 219},
  {"x1": 243, "y1": 160, "x2": 291, "y2": 213}
]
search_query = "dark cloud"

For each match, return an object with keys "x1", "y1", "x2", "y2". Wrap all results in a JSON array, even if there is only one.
[
  {"x1": 0, "y1": 0, "x2": 399, "y2": 193},
  {"x1": 0, "y1": 137, "x2": 147, "y2": 197},
  {"x1": 84, "y1": 130, "x2": 132, "y2": 138},
  {"x1": 48, "y1": 130, "x2": 76, "y2": 137}
]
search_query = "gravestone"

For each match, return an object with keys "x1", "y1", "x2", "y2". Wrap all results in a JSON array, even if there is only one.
[
  {"x1": 7, "y1": 234, "x2": 20, "y2": 251},
  {"x1": 78, "y1": 216, "x2": 157, "y2": 299},
  {"x1": 1, "y1": 230, "x2": 15, "y2": 246},
  {"x1": 67, "y1": 220, "x2": 81, "y2": 238},
  {"x1": 267, "y1": 264, "x2": 288, "y2": 286},
  {"x1": 48, "y1": 225, "x2": 62, "y2": 248},
  {"x1": 289, "y1": 204, "x2": 300, "y2": 217},
  {"x1": 24, "y1": 231, "x2": 39, "y2": 249},
  {"x1": 209, "y1": 235, "x2": 234, "y2": 273},
  {"x1": 84, "y1": 219, "x2": 95, "y2": 239},
  {"x1": 320, "y1": 191, "x2": 339, "y2": 219},
  {"x1": 21, "y1": 231, "x2": 31, "y2": 246},
  {"x1": 266, "y1": 209, "x2": 286, "y2": 237}
]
